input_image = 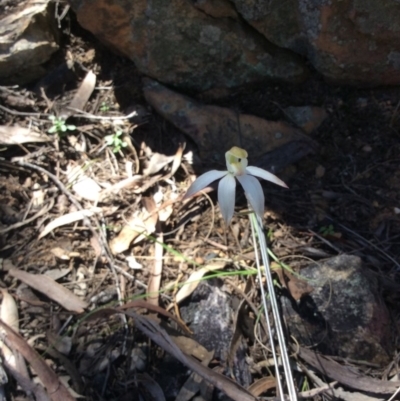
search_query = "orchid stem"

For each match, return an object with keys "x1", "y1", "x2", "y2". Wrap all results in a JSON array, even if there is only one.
[{"x1": 249, "y1": 211, "x2": 297, "y2": 401}]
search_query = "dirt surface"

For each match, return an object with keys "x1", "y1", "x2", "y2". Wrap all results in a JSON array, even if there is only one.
[{"x1": 0, "y1": 10, "x2": 400, "y2": 401}]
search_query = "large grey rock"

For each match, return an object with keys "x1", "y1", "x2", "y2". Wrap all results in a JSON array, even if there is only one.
[
  {"x1": 282, "y1": 255, "x2": 394, "y2": 365},
  {"x1": 68, "y1": 0, "x2": 308, "y2": 92},
  {"x1": 69, "y1": 0, "x2": 400, "y2": 88},
  {"x1": 180, "y1": 280, "x2": 251, "y2": 387},
  {"x1": 0, "y1": 0, "x2": 59, "y2": 85},
  {"x1": 231, "y1": 0, "x2": 400, "y2": 86}
]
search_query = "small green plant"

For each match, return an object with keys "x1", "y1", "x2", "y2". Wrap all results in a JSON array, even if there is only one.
[
  {"x1": 319, "y1": 224, "x2": 336, "y2": 237},
  {"x1": 99, "y1": 102, "x2": 110, "y2": 112},
  {"x1": 104, "y1": 130, "x2": 127, "y2": 153},
  {"x1": 48, "y1": 115, "x2": 76, "y2": 135}
]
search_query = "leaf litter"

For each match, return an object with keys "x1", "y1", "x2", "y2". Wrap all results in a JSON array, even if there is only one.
[{"x1": 0, "y1": 8, "x2": 399, "y2": 401}]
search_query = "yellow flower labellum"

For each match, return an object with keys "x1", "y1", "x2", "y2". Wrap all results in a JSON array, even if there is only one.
[
  {"x1": 227, "y1": 146, "x2": 248, "y2": 159},
  {"x1": 226, "y1": 146, "x2": 248, "y2": 176}
]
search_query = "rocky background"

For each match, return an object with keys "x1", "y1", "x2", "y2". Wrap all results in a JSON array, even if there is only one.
[
  {"x1": 2, "y1": 0, "x2": 400, "y2": 90},
  {"x1": 65, "y1": 0, "x2": 400, "y2": 89}
]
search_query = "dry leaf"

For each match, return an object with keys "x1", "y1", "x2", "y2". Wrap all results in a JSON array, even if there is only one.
[
  {"x1": 44, "y1": 267, "x2": 72, "y2": 281},
  {"x1": 248, "y1": 377, "x2": 276, "y2": 397},
  {"x1": 0, "y1": 320, "x2": 76, "y2": 401},
  {"x1": 39, "y1": 208, "x2": 102, "y2": 239},
  {"x1": 100, "y1": 175, "x2": 142, "y2": 197},
  {"x1": 9, "y1": 268, "x2": 88, "y2": 313},
  {"x1": 126, "y1": 255, "x2": 142, "y2": 270},
  {"x1": 72, "y1": 176, "x2": 101, "y2": 202},
  {"x1": 0, "y1": 125, "x2": 51, "y2": 145},
  {"x1": 172, "y1": 336, "x2": 213, "y2": 362},
  {"x1": 169, "y1": 145, "x2": 184, "y2": 177},
  {"x1": 90, "y1": 236, "x2": 103, "y2": 258},
  {"x1": 143, "y1": 152, "x2": 175, "y2": 176},
  {"x1": 50, "y1": 247, "x2": 70, "y2": 260},
  {"x1": 143, "y1": 144, "x2": 184, "y2": 177},
  {"x1": 123, "y1": 310, "x2": 257, "y2": 401},
  {"x1": 61, "y1": 70, "x2": 96, "y2": 119},
  {"x1": 153, "y1": 188, "x2": 178, "y2": 223},
  {"x1": 1, "y1": 342, "x2": 17, "y2": 370},
  {"x1": 74, "y1": 267, "x2": 87, "y2": 298},
  {"x1": 175, "y1": 261, "x2": 226, "y2": 303},
  {"x1": 2, "y1": 359, "x2": 51, "y2": 401},
  {"x1": 158, "y1": 203, "x2": 174, "y2": 222},
  {"x1": 67, "y1": 164, "x2": 101, "y2": 202},
  {"x1": 273, "y1": 264, "x2": 313, "y2": 301},
  {"x1": 110, "y1": 208, "x2": 158, "y2": 254},
  {"x1": 32, "y1": 184, "x2": 46, "y2": 207},
  {"x1": 59, "y1": 376, "x2": 85, "y2": 398},
  {"x1": 299, "y1": 347, "x2": 398, "y2": 394},
  {"x1": 0, "y1": 290, "x2": 23, "y2": 385},
  {"x1": 1, "y1": 290, "x2": 19, "y2": 332}
]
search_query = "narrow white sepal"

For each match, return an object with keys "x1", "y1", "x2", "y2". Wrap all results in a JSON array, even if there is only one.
[
  {"x1": 183, "y1": 170, "x2": 227, "y2": 199},
  {"x1": 245, "y1": 166, "x2": 288, "y2": 188},
  {"x1": 218, "y1": 174, "x2": 236, "y2": 224},
  {"x1": 237, "y1": 174, "x2": 265, "y2": 219}
]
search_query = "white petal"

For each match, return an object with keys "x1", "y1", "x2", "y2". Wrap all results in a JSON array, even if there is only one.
[
  {"x1": 218, "y1": 174, "x2": 236, "y2": 224},
  {"x1": 183, "y1": 170, "x2": 227, "y2": 199},
  {"x1": 246, "y1": 166, "x2": 288, "y2": 188},
  {"x1": 237, "y1": 174, "x2": 265, "y2": 219}
]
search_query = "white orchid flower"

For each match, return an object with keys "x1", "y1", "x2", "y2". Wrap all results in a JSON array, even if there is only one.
[{"x1": 184, "y1": 146, "x2": 288, "y2": 224}]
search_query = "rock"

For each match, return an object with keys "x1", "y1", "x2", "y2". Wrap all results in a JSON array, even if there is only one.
[
  {"x1": 0, "y1": 0, "x2": 59, "y2": 85},
  {"x1": 68, "y1": 0, "x2": 400, "y2": 88},
  {"x1": 180, "y1": 279, "x2": 251, "y2": 387},
  {"x1": 282, "y1": 255, "x2": 393, "y2": 365},
  {"x1": 283, "y1": 106, "x2": 328, "y2": 134},
  {"x1": 231, "y1": 0, "x2": 400, "y2": 86},
  {"x1": 68, "y1": 0, "x2": 308, "y2": 92},
  {"x1": 180, "y1": 280, "x2": 233, "y2": 362},
  {"x1": 143, "y1": 79, "x2": 317, "y2": 167}
]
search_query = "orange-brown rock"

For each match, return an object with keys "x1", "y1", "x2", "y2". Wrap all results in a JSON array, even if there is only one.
[
  {"x1": 69, "y1": 0, "x2": 400, "y2": 88},
  {"x1": 231, "y1": 0, "x2": 400, "y2": 86},
  {"x1": 68, "y1": 0, "x2": 308, "y2": 92},
  {"x1": 143, "y1": 79, "x2": 317, "y2": 166}
]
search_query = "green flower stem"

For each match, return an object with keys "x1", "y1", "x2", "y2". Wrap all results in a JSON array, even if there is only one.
[{"x1": 249, "y1": 211, "x2": 297, "y2": 401}]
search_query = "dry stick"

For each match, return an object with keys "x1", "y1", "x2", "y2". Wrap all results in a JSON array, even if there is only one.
[
  {"x1": 66, "y1": 106, "x2": 140, "y2": 121},
  {"x1": 147, "y1": 223, "x2": 164, "y2": 306},
  {"x1": 329, "y1": 219, "x2": 400, "y2": 270},
  {"x1": 0, "y1": 103, "x2": 140, "y2": 121},
  {"x1": 308, "y1": 229, "x2": 342, "y2": 254},
  {"x1": 0, "y1": 104, "x2": 45, "y2": 117},
  {"x1": 298, "y1": 381, "x2": 338, "y2": 399},
  {"x1": 15, "y1": 161, "x2": 126, "y2": 319}
]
